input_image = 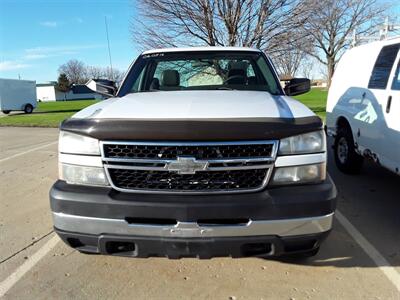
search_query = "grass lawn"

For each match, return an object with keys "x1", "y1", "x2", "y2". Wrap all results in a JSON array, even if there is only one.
[
  {"x1": 0, "y1": 88, "x2": 328, "y2": 127},
  {"x1": 0, "y1": 100, "x2": 98, "y2": 127},
  {"x1": 293, "y1": 87, "x2": 328, "y2": 120}
]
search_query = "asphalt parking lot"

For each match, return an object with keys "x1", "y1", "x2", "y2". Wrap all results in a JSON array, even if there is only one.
[{"x1": 0, "y1": 127, "x2": 399, "y2": 299}]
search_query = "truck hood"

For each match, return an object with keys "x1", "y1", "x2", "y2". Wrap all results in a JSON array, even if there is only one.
[{"x1": 72, "y1": 90, "x2": 314, "y2": 120}]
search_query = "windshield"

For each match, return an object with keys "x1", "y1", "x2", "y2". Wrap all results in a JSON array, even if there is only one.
[{"x1": 118, "y1": 51, "x2": 283, "y2": 96}]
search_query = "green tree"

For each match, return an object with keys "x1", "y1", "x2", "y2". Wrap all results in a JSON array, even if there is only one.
[
  {"x1": 56, "y1": 73, "x2": 70, "y2": 101},
  {"x1": 58, "y1": 59, "x2": 88, "y2": 84}
]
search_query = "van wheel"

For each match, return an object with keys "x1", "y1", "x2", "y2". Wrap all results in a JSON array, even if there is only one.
[
  {"x1": 334, "y1": 126, "x2": 363, "y2": 174},
  {"x1": 2, "y1": 110, "x2": 10, "y2": 114},
  {"x1": 24, "y1": 104, "x2": 33, "y2": 114}
]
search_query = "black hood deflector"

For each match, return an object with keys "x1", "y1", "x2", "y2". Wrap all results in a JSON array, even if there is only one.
[{"x1": 60, "y1": 117, "x2": 323, "y2": 141}]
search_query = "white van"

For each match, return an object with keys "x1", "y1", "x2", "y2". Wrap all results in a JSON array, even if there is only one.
[
  {"x1": 0, "y1": 78, "x2": 37, "y2": 114},
  {"x1": 326, "y1": 37, "x2": 400, "y2": 175}
]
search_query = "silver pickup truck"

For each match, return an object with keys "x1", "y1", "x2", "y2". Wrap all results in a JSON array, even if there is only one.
[{"x1": 50, "y1": 47, "x2": 336, "y2": 259}]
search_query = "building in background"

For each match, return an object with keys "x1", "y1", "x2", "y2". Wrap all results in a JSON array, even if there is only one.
[
  {"x1": 311, "y1": 79, "x2": 328, "y2": 88},
  {"x1": 36, "y1": 82, "x2": 58, "y2": 101},
  {"x1": 36, "y1": 81, "x2": 103, "y2": 101}
]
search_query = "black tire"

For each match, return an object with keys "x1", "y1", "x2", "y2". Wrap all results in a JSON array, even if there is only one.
[
  {"x1": 2, "y1": 110, "x2": 11, "y2": 114},
  {"x1": 334, "y1": 126, "x2": 363, "y2": 174},
  {"x1": 24, "y1": 104, "x2": 33, "y2": 114}
]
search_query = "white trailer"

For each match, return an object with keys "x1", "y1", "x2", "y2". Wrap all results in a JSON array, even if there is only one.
[{"x1": 0, "y1": 78, "x2": 37, "y2": 114}]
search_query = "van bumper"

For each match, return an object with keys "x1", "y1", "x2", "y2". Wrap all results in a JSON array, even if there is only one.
[{"x1": 50, "y1": 175, "x2": 336, "y2": 258}]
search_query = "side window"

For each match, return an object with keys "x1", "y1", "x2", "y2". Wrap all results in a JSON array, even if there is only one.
[
  {"x1": 391, "y1": 60, "x2": 400, "y2": 91},
  {"x1": 368, "y1": 44, "x2": 400, "y2": 89}
]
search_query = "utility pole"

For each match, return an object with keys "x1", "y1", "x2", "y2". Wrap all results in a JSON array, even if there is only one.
[{"x1": 105, "y1": 16, "x2": 114, "y2": 81}]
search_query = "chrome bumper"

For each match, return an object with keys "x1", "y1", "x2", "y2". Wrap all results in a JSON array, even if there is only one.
[{"x1": 53, "y1": 212, "x2": 334, "y2": 238}]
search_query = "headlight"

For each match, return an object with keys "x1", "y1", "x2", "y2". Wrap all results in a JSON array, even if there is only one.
[
  {"x1": 59, "y1": 163, "x2": 109, "y2": 186},
  {"x1": 59, "y1": 131, "x2": 100, "y2": 155},
  {"x1": 271, "y1": 163, "x2": 326, "y2": 185},
  {"x1": 279, "y1": 131, "x2": 325, "y2": 155}
]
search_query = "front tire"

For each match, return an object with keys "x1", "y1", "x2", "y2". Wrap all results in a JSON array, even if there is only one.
[
  {"x1": 334, "y1": 126, "x2": 363, "y2": 174},
  {"x1": 2, "y1": 110, "x2": 11, "y2": 114},
  {"x1": 24, "y1": 104, "x2": 33, "y2": 114}
]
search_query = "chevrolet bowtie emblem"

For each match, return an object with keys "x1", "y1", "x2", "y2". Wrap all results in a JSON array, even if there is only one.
[{"x1": 166, "y1": 157, "x2": 209, "y2": 174}]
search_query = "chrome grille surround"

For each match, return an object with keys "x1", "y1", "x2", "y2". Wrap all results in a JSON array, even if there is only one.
[{"x1": 100, "y1": 140, "x2": 279, "y2": 194}]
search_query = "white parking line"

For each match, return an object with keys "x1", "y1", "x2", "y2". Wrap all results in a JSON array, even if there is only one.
[
  {"x1": 0, "y1": 234, "x2": 60, "y2": 297},
  {"x1": 0, "y1": 141, "x2": 57, "y2": 163},
  {"x1": 335, "y1": 210, "x2": 400, "y2": 292}
]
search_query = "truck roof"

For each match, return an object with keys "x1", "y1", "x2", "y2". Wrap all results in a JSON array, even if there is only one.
[{"x1": 142, "y1": 46, "x2": 261, "y2": 55}]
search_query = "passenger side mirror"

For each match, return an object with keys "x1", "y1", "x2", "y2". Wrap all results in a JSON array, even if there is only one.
[
  {"x1": 284, "y1": 78, "x2": 310, "y2": 96},
  {"x1": 87, "y1": 79, "x2": 117, "y2": 98}
]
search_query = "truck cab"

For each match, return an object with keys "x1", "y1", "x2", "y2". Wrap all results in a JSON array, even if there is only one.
[
  {"x1": 50, "y1": 47, "x2": 336, "y2": 258},
  {"x1": 326, "y1": 38, "x2": 400, "y2": 175}
]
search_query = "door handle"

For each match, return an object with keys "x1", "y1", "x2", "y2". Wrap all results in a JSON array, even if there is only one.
[{"x1": 386, "y1": 95, "x2": 392, "y2": 113}]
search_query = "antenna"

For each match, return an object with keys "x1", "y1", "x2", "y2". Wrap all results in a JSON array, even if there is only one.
[{"x1": 104, "y1": 16, "x2": 114, "y2": 81}]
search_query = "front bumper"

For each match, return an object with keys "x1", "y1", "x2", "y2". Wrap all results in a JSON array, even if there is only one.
[
  {"x1": 55, "y1": 229, "x2": 330, "y2": 258},
  {"x1": 53, "y1": 212, "x2": 333, "y2": 238},
  {"x1": 50, "y1": 175, "x2": 336, "y2": 258}
]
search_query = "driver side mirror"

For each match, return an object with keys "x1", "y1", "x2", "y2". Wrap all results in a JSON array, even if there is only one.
[
  {"x1": 86, "y1": 79, "x2": 117, "y2": 98},
  {"x1": 284, "y1": 78, "x2": 310, "y2": 96}
]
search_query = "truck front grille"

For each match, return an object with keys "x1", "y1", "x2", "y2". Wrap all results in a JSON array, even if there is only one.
[
  {"x1": 108, "y1": 169, "x2": 268, "y2": 192},
  {"x1": 103, "y1": 143, "x2": 274, "y2": 160},
  {"x1": 101, "y1": 141, "x2": 278, "y2": 194}
]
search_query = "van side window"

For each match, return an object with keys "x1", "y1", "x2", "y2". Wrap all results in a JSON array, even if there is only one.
[
  {"x1": 368, "y1": 44, "x2": 400, "y2": 90},
  {"x1": 391, "y1": 60, "x2": 400, "y2": 91}
]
